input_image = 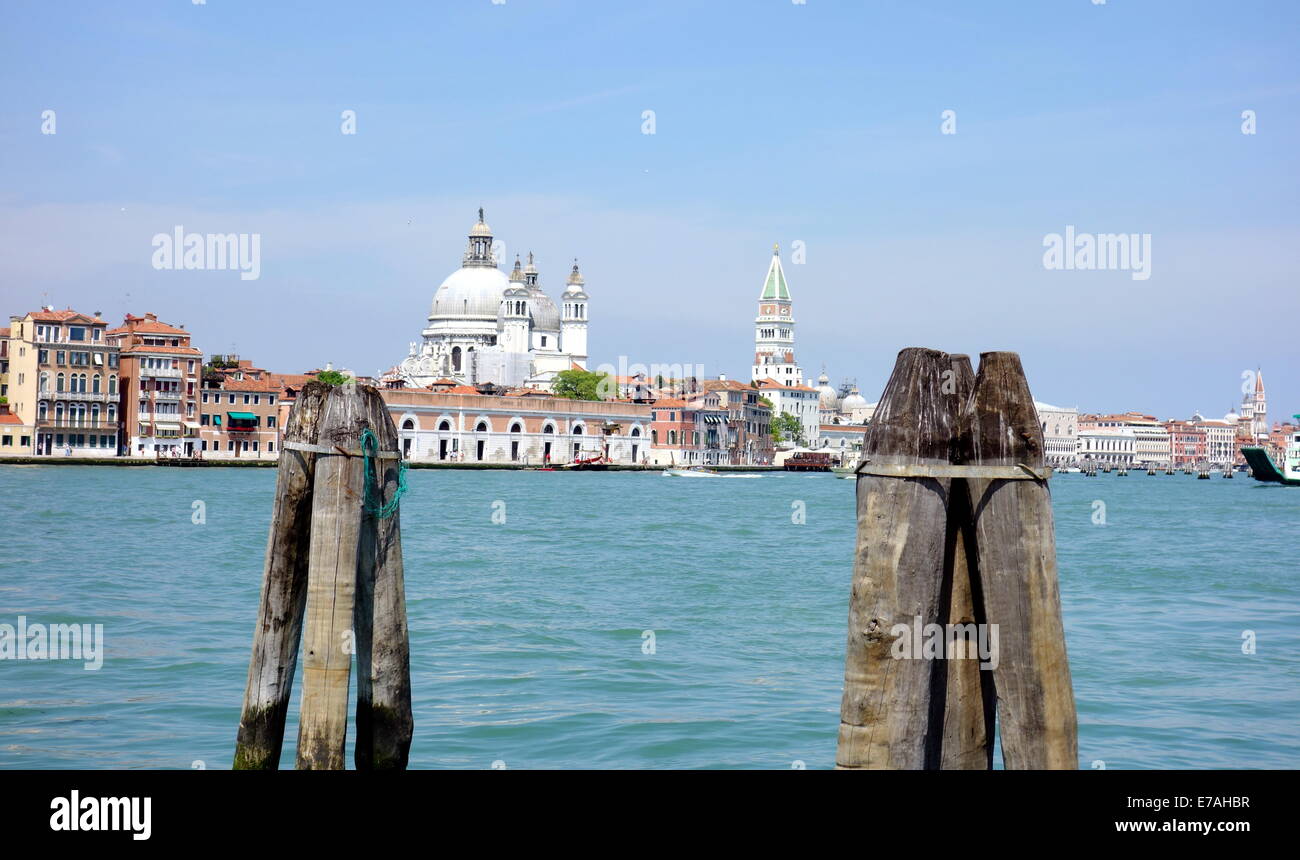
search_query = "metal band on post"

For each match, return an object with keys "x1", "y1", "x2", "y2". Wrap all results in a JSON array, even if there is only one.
[{"x1": 855, "y1": 461, "x2": 1052, "y2": 481}]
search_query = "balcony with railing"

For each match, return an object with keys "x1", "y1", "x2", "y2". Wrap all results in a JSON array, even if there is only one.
[
  {"x1": 141, "y1": 367, "x2": 182, "y2": 379},
  {"x1": 42, "y1": 390, "x2": 114, "y2": 403},
  {"x1": 37, "y1": 419, "x2": 120, "y2": 430}
]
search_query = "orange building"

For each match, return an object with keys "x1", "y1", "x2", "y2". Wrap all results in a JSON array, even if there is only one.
[{"x1": 107, "y1": 313, "x2": 203, "y2": 457}]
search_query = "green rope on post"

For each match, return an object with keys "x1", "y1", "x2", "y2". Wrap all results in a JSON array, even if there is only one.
[{"x1": 360, "y1": 427, "x2": 408, "y2": 519}]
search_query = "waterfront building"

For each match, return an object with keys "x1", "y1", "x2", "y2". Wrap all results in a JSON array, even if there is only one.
[
  {"x1": 756, "y1": 377, "x2": 820, "y2": 445},
  {"x1": 750, "y1": 244, "x2": 803, "y2": 387},
  {"x1": 200, "y1": 375, "x2": 281, "y2": 460},
  {"x1": 815, "y1": 423, "x2": 868, "y2": 463},
  {"x1": 1034, "y1": 401, "x2": 1079, "y2": 466},
  {"x1": 1192, "y1": 414, "x2": 1238, "y2": 466},
  {"x1": 390, "y1": 210, "x2": 589, "y2": 390},
  {"x1": 380, "y1": 388, "x2": 649, "y2": 465},
  {"x1": 699, "y1": 379, "x2": 775, "y2": 464},
  {"x1": 1165, "y1": 419, "x2": 1208, "y2": 468},
  {"x1": 0, "y1": 403, "x2": 32, "y2": 456},
  {"x1": 648, "y1": 394, "x2": 729, "y2": 467},
  {"x1": 107, "y1": 313, "x2": 202, "y2": 457},
  {"x1": 1080, "y1": 412, "x2": 1170, "y2": 467},
  {"x1": 7, "y1": 307, "x2": 121, "y2": 457},
  {"x1": 1077, "y1": 423, "x2": 1136, "y2": 466}
]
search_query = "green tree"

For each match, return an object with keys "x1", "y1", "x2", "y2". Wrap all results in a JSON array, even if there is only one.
[
  {"x1": 772, "y1": 411, "x2": 805, "y2": 446},
  {"x1": 552, "y1": 369, "x2": 612, "y2": 401},
  {"x1": 315, "y1": 369, "x2": 351, "y2": 386}
]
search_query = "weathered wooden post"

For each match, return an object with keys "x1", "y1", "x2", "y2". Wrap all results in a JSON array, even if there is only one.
[
  {"x1": 939, "y1": 354, "x2": 995, "y2": 770},
  {"x1": 234, "y1": 381, "x2": 413, "y2": 770},
  {"x1": 353, "y1": 394, "x2": 414, "y2": 770},
  {"x1": 964, "y1": 352, "x2": 1077, "y2": 769},
  {"x1": 838, "y1": 347, "x2": 957, "y2": 769},
  {"x1": 234, "y1": 383, "x2": 328, "y2": 769}
]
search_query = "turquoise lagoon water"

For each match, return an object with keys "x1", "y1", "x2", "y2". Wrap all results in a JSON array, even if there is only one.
[{"x1": 0, "y1": 465, "x2": 1296, "y2": 769}]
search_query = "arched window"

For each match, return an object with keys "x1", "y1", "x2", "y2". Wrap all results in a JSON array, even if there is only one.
[
  {"x1": 630, "y1": 426, "x2": 641, "y2": 437},
  {"x1": 572, "y1": 424, "x2": 583, "y2": 435},
  {"x1": 542, "y1": 423, "x2": 555, "y2": 434},
  {"x1": 56, "y1": 373, "x2": 65, "y2": 392},
  {"x1": 451, "y1": 346, "x2": 462, "y2": 372},
  {"x1": 92, "y1": 375, "x2": 101, "y2": 394},
  {"x1": 39, "y1": 372, "x2": 48, "y2": 393},
  {"x1": 91, "y1": 404, "x2": 101, "y2": 424},
  {"x1": 509, "y1": 422, "x2": 523, "y2": 434},
  {"x1": 437, "y1": 420, "x2": 451, "y2": 432},
  {"x1": 107, "y1": 404, "x2": 116, "y2": 421},
  {"x1": 651, "y1": 429, "x2": 658, "y2": 444},
  {"x1": 109, "y1": 375, "x2": 117, "y2": 395},
  {"x1": 475, "y1": 421, "x2": 488, "y2": 432},
  {"x1": 402, "y1": 419, "x2": 415, "y2": 430},
  {"x1": 38, "y1": 401, "x2": 47, "y2": 420},
  {"x1": 668, "y1": 430, "x2": 677, "y2": 445}
]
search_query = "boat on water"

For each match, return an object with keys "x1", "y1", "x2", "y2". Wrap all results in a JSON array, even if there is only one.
[
  {"x1": 1241, "y1": 417, "x2": 1300, "y2": 486},
  {"x1": 662, "y1": 467, "x2": 761, "y2": 479}
]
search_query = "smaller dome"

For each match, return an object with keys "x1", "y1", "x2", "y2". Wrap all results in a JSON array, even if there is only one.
[
  {"x1": 841, "y1": 385, "x2": 868, "y2": 412},
  {"x1": 815, "y1": 369, "x2": 837, "y2": 408}
]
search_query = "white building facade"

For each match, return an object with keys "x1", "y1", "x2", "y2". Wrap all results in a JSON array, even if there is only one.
[{"x1": 1034, "y1": 401, "x2": 1079, "y2": 466}]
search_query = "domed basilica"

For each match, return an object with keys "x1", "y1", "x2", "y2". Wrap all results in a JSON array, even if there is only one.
[{"x1": 393, "y1": 209, "x2": 589, "y2": 389}]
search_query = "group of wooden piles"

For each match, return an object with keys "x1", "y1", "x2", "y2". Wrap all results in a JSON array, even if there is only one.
[
  {"x1": 233, "y1": 381, "x2": 413, "y2": 770},
  {"x1": 837, "y1": 348, "x2": 1078, "y2": 769}
]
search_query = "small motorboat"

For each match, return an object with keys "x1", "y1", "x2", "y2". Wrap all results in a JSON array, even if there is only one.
[{"x1": 662, "y1": 467, "x2": 761, "y2": 479}]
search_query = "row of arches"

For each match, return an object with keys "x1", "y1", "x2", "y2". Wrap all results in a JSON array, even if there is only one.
[
  {"x1": 39, "y1": 372, "x2": 118, "y2": 395},
  {"x1": 38, "y1": 400, "x2": 118, "y2": 425},
  {"x1": 399, "y1": 415, "x2": 644, "y2": 438}
]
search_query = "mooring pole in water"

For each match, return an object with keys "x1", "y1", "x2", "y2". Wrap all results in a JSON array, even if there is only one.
[
  {"x1": 837, "y1": 347, "x2": 957, "y2": 768},
  {"x1": 234, "y1": 381, "x2": 412, "y2": 770},
  {"x1": 939, "y1": 354, "x2": 996, "y2": 770},
  {"x1": 234, "y1": 382, "x2": 328, "y2": 770},
  {"x1": 964, "y1": 352, "x2": 1077, "y2": 769},
  {"x1": 837, "y1": 348, "x2": 1077, "y2": 769}
]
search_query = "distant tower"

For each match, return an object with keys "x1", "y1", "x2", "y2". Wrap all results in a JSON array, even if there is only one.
[
  {"x1": 751, "y1": 243, "x2": 802, "y2": 386},
  {"x1": 500, "y1": 256, "x2": 530, "y2": 353},
  {"x1": 561, "y1": 259, "x2": 589, "y2": 367},
  {"x1": 1252, "y1": 369, "x2": 1268, "y2": 439}
]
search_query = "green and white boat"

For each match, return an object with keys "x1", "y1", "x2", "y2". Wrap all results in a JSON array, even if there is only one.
[{"x1": 1241, "y1": 414, "x2": 1300, "y2": 486}]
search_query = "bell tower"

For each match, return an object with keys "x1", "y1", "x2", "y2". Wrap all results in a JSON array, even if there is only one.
[{"x1": 751, "y1": 244, "x2": 801, "y2": 386}]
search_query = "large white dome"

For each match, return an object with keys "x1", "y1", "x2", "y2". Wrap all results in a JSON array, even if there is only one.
[{"x1": 431, "y1": 266, "x2": 510, "y2": 320}]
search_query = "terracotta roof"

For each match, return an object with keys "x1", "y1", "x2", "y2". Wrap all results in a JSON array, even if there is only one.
[
  {"x1": 0, "y1": 414, "x2": 26, "y2": 425},
  {"x1": 652, "y1": 398, "x2": 688, "y2": 409},
  {"x1": 26, "y1": 309, "x2": 103, "y2": 323},
  {"x1": 120, "y1": 344, "x2": 201, "y2": 356},
  {"x1": 0, "y1": 328, "x2": 9, "y2": 338},
  {"x1": 219, "y1": 377, "x2": 279, "y2": 392},
  {"x1": 443, "y1": 385, "x2": 481, "y2": 395},
  {"x1": 701, "y1": 379, "x2": 750, "y2": 391}
]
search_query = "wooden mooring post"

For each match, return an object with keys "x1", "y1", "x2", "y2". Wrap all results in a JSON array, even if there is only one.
[
  {"x1": 837, "y1": 347, "x2": 1077, "y2": 769},
  {"x1": 234, "y1": 381, "x2": 413, "y2": 770}
]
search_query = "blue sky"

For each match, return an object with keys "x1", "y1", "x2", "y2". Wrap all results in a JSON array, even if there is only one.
[{"x1": 1, "y1": 0, "x2": 1297, "y2": 419}]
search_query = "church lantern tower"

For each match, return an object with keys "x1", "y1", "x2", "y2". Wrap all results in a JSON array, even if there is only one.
[
  {"x1": 751, "y1": 243, "x2": 802, "y2": 386},
  {"x1": 561, "y1": 259, "x2": 589, "y2": 367}
]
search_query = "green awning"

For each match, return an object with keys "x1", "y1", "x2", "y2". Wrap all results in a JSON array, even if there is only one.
[{"x1": 227, "y1": 412, "x2": 257, "y2": 420}]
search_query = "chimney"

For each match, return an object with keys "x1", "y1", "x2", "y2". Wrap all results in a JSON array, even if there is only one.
[{"x1": 719, "y1": 372, "x2": 727, "y2": 381}]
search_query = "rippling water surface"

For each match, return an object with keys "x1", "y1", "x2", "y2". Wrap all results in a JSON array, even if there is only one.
[{"x1": 0, "y1": 465, "x2": 1295, "y2": 769}]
